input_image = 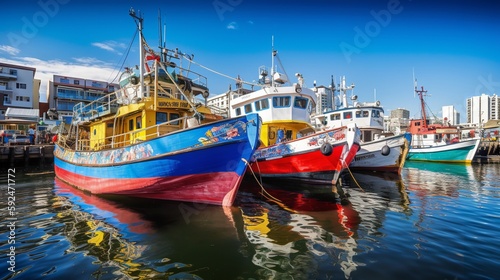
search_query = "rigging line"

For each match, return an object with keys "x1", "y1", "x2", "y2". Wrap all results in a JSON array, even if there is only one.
[
  {"x1": 157, "y1": 62, "x2": 199, "y2": 114},
  {"x1": 180, "y1": 54, "x2": 262, "y2": 88},
  {"x1": 425, "y1": 101, "x2": 438, "y2": 121},
  {"x1": 273, "y1": 53, "x2": 292, "y2": 86},
  {"x1": 108, "y1": 28, "x2": 139, "y2": 84}
]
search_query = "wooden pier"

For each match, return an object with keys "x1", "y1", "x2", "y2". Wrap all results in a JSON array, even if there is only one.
[
  {"x1": 477, "y1": 140, "x2": 499, "y2": 156},
  {"x1": 475, "y1": 140, "x2": 500, "y2": 163},
  {"x1": 0, "y1": 144, "x2": 54, "y2": 167}
]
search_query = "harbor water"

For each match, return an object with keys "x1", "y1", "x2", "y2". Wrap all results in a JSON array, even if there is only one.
[{"x1": 1, "y1": 162, "x2": 499, "y2": 279}]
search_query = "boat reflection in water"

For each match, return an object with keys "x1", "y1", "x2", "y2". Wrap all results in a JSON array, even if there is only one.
[
  {"x1": 52, "y1": 172, "x2": 413, "y2": 279},
  {"x1": 54, "y1": 178, "x2": 165, "y2": 278},
  {"x1": 403, "y1": 161, "x2": 475, "y2": 197},
  {"x1": 54, "y1": 178, "x2": 245, "y2": 279},
  {"x1": 342, "y1": 171, "x2": 411, "y2": 215},
  {"x1": 235, "y1": 178, "x2": 363, "y2": 279}
]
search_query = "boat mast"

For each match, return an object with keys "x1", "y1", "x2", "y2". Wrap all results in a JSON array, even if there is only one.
[
  {"x1": 330, "y1": 75, "x2": 336, "y2": 110},
  {"x1": 339, "y1": 76, "x2": 354, "y2": 108},
  {"x1": 130, "y1": 8, "x2": 144, "y2": 98},
  {"x1": 415, "y1": 86, "x2": 428, "y2": 128},
  {"x1": 271, "y1": 36, "x2": 276, "y2": 87}
]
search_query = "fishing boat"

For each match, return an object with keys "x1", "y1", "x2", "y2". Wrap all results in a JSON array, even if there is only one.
[
  {"x1": 228, "y1": 51, "x2": 361, "y2": 185},
  {"x1": 53, "y1": 9, "x2": 261, "y2": 206},
  {"x1": 311, "y1": 76, "x2": 409, "y2": 173},
  {"x1": 406, "y1": 86, "x2": 480, "y2": 163}
]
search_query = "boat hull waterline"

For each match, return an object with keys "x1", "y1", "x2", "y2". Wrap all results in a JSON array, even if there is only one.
[
  {"x1": 250, "y1": 125, "x2": 360, "y2": 184},
  {"x1": 406, "y1": 138, "x2": 480, "y2": 163},
  {"x1": 350, "y1": 133, "x2": 409, "y2": 173},
  {"x1": 54, "y1": 114, "x2": 261, "y2": 206}
]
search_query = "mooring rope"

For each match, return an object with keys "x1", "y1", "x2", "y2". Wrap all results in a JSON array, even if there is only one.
[
  {"x1": 241, "y1": 158, "x2": 285, "y2": 204},
  {"x1": 344, "y1": 164, "x2": 365, "y2": 192}
]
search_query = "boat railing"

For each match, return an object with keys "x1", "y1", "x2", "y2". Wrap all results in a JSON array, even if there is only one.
[
  {"x1": 159, "y1": 62, "x2": 209, "y2": 89},
  {"x1": 65, "y1": 114, "x2": 197, "y2": 151},
  {"x1": 72, "y1": 92, "x2": 119, "y2": 124},
  {"x1": 207, "y1": 104, "x2": 229, "y2": 118}
]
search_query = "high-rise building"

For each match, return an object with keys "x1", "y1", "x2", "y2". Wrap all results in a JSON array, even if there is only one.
[
  {"x1": 442, "y1": 105, "x2": 460, "y2": 125},
  {"x1": 466, "y1": 93, "x2": 499, "y2": 125},
  {"x1": 0, "y1": 62, "x2": 39, "y2": 120},
  {"x1": 313, "y1": 85, "x2": 334, "y2": 114}
]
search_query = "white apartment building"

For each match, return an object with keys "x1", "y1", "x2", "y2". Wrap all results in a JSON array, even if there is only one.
[
  {"x1": 47, "y1": 75, "x2": 118, "y2": 121},
  {"x1": 206, "y1": 87, "x2": 252, "y2": 117},
  {"x1": 466, "y1": 93, "x2": 499, "y2": 125},
  {"x1": 313, "y1": 85, "x2": 334, "y2": 114},
  {"x1": 442, "y1": 105, "x2": 460, "y2": 125},
  {"x1": 0, "y1": 62, "x2": 39, "y2": 120}
]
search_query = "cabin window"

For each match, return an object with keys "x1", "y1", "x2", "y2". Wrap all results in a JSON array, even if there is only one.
[
  {"x1": 235, "y1": 108, "x2": 242, "y2": 116},
  {"x1": 372, "y1": 110, "x2": 381, "y2": 118},
  {"x1": 330, "y1": 113, "x2": 341, "y2": 121},
  {"x1": 343, "y1": 112, "x2": 352, "y2": 119},
  {"x1": 244, "y1": 104, "x2": 252, "y2": 114},
  {"x1": 129, "y1": 119, "x2": 134, "y2": 130},
  {"x1": 156, "y1": 112, "x2": 167, "y2": 124},
  {"x1": 273, "y1": 96, "x2": 291, "y2": 108},
  {"x1": 169, "y1": 113, "x2": 180, "y2": 125},
  {"x1": 136, "y1": 116, "x2": 142, "y2": 129},
  {"x1": 255, "y1": 98, "x2": 270, "y2": 111},
  {"x1": 293, "y1": 97, "x2": 308, "y2": 109},
  {"x1": 356, "y1": 110, "x2": 369, "y2": 118}
]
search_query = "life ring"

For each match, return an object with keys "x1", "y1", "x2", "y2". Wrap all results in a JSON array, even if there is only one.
[
  {"x1": 320, "y1": 143, "x2": 333, "y2": 156},
  {"x1": 381, "y1": 144, "x2": 390, "y2": 156}
]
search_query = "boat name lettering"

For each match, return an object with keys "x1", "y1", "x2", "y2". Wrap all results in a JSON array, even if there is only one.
[
  {"x1": 158, "y1": 101, "x2": 189, "y2": 108},
  {"x1": 355, "y1": 153, "x2": 375, "y2": 161}
]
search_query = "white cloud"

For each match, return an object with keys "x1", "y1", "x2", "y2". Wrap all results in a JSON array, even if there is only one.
[
  {"x1": 92, "y1": 42, "x2": 115, "y2": 52},
  {"x1": 0, "y1": 45, "x2": 21, "y2": 56},
  {"x1": 0, "y1": 57, "x2": 118, "y2": 102},
  {"x1": 227, "y1": 22, "x2": 238, "y2": 30},
  {"x1": 72, "y1": 57, "x2": 106, "y2": 65},
  {"x1": 91, "y1": 41, "x2": 126, "y2": 55}
]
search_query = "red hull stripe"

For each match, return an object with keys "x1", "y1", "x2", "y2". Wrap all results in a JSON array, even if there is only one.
[
  {"x1": 252, "y1": 145, "x2": 347, "y2": 174},
  {"x1": 54, "y1": 166, "x2": 243, "y2": 206}
]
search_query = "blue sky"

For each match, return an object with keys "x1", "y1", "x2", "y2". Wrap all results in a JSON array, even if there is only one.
[{"x1": 1, "y1": 0, "x2": 499, "y2": 122}]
